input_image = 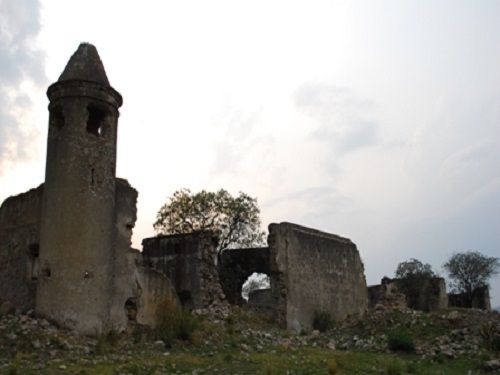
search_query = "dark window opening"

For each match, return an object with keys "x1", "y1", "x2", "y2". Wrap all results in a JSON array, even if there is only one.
[
  {"x1": 27, "y1": 243, "x2": 40, "y2": 281},
  {"x1": 90, "y1": 168, "x2": 95, "y2": 187},
  {"x1": 41, "y1": 266, "x2": 51, "y2": 279},
  {"x1": 86, "y1": 105, "x2": 107, "y2": 137},
  {"x1": 178, "y1": 290, "x2": 191, "y2": 305},
  {"x1": 125, "y1": 298, "x2": 138, "y2": 321},
  {"x1": 50, "y1": 106, "x2": 65, "y2": 130},
  {"x1": 29, "y1": 243, "x2": 39, "y2": 257}
]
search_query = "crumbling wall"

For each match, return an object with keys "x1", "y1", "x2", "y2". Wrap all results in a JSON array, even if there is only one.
[
  {"x1": 108, "y1": 179, "x2": 178, "y2": 329},
  {"x1": 218, "y1": 247, "x2": 270, "y2": 305},
  {"x1": 368, "y1": 277, "x2": 447, "y2": 312},
  {"x1": 135, "y1": 265, "x2": 179, "y2": 326},
  {"x1": 368, "y1": 277, "x2": 407, "y2": 310},
  {"x1": 142, "y1": 232, "x2": 225, "y2": 310},
  {"x1": 268, "y1": 222, "x2": 368, "y2": 331},
  {"x1": 247, "y1": 288, "x2": 274, "y2": 317},
  {"x1": 448, "y1": 286, "x2": 491, "y2": 310},
  {"x1": 415, "y1": 277, "x2": 448, "y2": 311},
  {"x1": 0, "y1": 185, "x2": 43, "y2": 311}
]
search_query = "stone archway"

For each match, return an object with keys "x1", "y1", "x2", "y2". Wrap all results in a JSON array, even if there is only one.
[{"x1": 218, "y1": 247, "x2": 271, "y2": 305}]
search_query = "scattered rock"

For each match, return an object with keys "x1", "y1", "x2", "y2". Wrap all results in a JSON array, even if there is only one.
[{"x1": 483, "y1": 359, "x2": 500, "y2": 372}]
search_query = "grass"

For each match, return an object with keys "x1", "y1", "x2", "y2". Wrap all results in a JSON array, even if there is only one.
[
  {"x1": 0, "y1": 307, "x2": 492, "y2": 374},
  {"x1": 3, "y1": 343, "x2": 480, "y2": 374}
]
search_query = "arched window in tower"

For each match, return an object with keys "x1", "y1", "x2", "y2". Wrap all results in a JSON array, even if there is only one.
[
  {"x1": 86, "y1": 105, "x2": 107, "y2": 137},
  {"x1": 49, "y1": 106, "x2": 65, "y2": 130}
]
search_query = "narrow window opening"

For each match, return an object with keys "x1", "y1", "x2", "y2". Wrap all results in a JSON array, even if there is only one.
[
  {"x1": 90, "y1": 168, "x2": 95, "y2": 187},
  {"x1": 50, "y1": 106, "x2": 65, "y2": 130},
  {"x1": 125, "y1": 298, "x2": 138, "y2": 321},
  {"x1": 86, "y1": 105, "x2": 107, "y2": 137},
  {"x1": 27, "y1": 243, "x2": 40, "y2": 281},
  {"x1": 29, "y1": 243, "x2": 39, "y2": 257},
  {"x1": 178, "y1": 290, "x2": 191, "y2": 305}
]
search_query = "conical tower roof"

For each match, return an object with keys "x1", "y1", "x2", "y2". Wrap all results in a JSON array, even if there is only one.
[{"x1": 58, "y1": 43, "x2": 110, "y2": 86}]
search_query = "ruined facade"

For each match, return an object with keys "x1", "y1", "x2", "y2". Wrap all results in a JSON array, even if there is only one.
[
  {"x1": 219, "y1": 222, "x2": 368, "y2": 332},
  {"x1": 448, "y1": 286, "x2": 491, "y2": 310},
  {"x1": 0, "y1": 185, "x2": 43, "y2": 312},
  {"x1": 368, "y1": 277, "x2": 448, "y2": 312},
  {"x1": 0, "y1": 44, "x2": 177, "y2": 334},
  {"x1": 142, "y1": 232, "x2": 226, "y2": 310},
  {"x1": 218, "y1": 247, "x2": 270, "y2": 305},
  {"x1": 4, "y1": 43, "x2": 469, "y2": 336}
]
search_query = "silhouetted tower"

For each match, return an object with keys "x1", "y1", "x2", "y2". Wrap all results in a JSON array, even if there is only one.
[{"x1": 36, "y1": 43, "x2": 123, "y2": 333}]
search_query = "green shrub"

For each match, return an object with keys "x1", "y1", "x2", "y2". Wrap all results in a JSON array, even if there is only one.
[
  {"x1": 155, "y1": 299, "x2": 198, "y2": 345},
  {"x1": 312, "y1": 311, "x2": 334, "y2": 332},
  {"x1": 387, "y1": 330, "x2": 415, "y2": 352}
]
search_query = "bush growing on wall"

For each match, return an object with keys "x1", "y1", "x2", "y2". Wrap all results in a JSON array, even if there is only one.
[
  {"x1": 312, "y1": 311, "x2": 334, "y2": 332},
  {"x1": 154, "y1": 299, "x2": 198, "y2": 345},
  {"x1": 387, "y1": 329, "x2": 415, "y2": 352}
]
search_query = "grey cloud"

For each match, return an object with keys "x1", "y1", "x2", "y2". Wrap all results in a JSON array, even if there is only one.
[
  {"x1": 293, "y1": 82, "x2": 378, "y2": 155},
  {"x1": 0, "y1": 0, "x2": 46, "y2": 175}
]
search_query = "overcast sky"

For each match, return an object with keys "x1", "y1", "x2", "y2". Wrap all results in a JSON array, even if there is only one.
[{"x1": 1, "y1": 0, "x2": 499, "y2": 306}]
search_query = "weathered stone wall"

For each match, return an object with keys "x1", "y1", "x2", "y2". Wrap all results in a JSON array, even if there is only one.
[
  {"x1": 368, "y1": 277, "x2": 447, "y2": 311},
  {"x1": 0, "y1": 185, "x2": 43, "y2": 311},
  {"x1": 368, "y1": 277, "x2": 407, "y2": 310},
  {"x1": 415, "y1": 277, "x2": 448, "y2": 311},
  {"x1": 448, "y1": 286, "x2": 491, "y2": 310},
  {"x1": 218, "y1": 247, "x2": 270, "y2": 305},
  {"x1": 142, "y1": 232, "x2": 226, "y2": 310},
  {"x1": 247, "y1": 288, "x2": 275, "y2": 317},
  {"x1": 268, "y1": 222, "x2": 368, "y2": 331},
  {"x1": 108, "y1": 179, "x2": 178, "y2": 329}
]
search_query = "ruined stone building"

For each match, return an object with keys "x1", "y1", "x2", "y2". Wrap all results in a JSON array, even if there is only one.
[
  {"x1": 1, "y1": 43, "x2": 373, "y2": 335},
  {"x1": 0, "y1": 44, "x2": 177, "y2": 334},
  {"x1": 218, "y1": 223, "x2": 368, "y2": 331}
]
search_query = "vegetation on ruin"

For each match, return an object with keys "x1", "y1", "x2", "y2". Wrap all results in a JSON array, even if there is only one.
[
  {"x1": 312, "y1": 311, "x2": 335, "y2": 333},
  {"x1": 154, "y1": 188, "x2": 266, "y2": 252},
  {"x1": 395, "y1": 258, "x2": 436, "y2": 308},
  {"x1": 443, "y1": 251, "x2": 500, "y2": 305},
  {"x1": 387, "y1": 329, "x2": 415, "y2": 353},
  {"x1": 154, "y1": 300, "x2": 199, "y2": 346}
]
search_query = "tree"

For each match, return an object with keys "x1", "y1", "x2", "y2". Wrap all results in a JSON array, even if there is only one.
[
  {"x1": 443, "y1": 251, "x2": 499, "y2": 306},
  {"x1": 154, "y1": 188, "x2": 266, "y2": 252},
  {"x1": 395, "y1": 258, "x2": 436, "y2": 308}
]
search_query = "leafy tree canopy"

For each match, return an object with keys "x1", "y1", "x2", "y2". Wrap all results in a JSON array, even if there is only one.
[
  {"x1": 154, "y1": 188, "x2": 266, "y2": 252},
  {"x1": 395, "y1": 258, "x2": 435, "y2": 280},
  {"x1": 443, "y1": 251, "x2": 499, "y2": 297},
  {"x1": 395, "y1": 258, "x2": 436, "y2": 308}
]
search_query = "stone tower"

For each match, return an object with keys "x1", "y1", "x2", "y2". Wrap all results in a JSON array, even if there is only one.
[{"x1": 36, "y1": 43, "x2": 123, "y2": 333}]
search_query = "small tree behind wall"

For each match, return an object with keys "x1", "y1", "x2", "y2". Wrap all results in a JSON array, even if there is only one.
[
  {"x1": 154, "y1": 188, "x2": 266, "y2": 253},
  {"x1": 443, "y1": 251, "x2": 499, "y2": 307},
  {"x1": 395, "y1": 258, "x2": 436, "y2": 309}
]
